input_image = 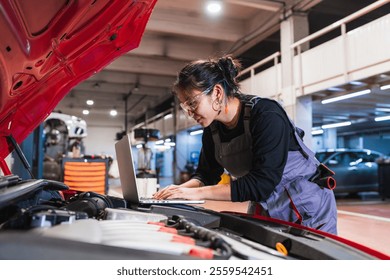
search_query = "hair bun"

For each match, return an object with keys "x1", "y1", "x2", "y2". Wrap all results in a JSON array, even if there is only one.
[{"x1": 218, "y1": 56, "x2": 240, "y2": 79}]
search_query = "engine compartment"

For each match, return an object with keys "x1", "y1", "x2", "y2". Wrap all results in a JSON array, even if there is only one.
[{"x1": 0, "y1": 178, "x2": 383, "y2": 260}]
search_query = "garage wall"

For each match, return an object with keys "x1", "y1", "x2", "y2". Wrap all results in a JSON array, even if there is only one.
[
  {"x1": 83, "y1": 125, "x2": 122, "y2": 157},
  {"x1": 361, "y1": 135, "x2": 390, "y2": 156}
]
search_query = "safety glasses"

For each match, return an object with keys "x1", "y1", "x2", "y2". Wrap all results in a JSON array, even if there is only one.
[
  {"x1": 179, "y1": 93, "x2": 204, "y2": 116},
  {"x1": 179, "y1": 86, "x2": 214, "y2": 117}
]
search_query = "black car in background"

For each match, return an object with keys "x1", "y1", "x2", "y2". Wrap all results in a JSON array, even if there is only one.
[{"x1": 315, "y1": 149, "x2": 384, "y2": 195}]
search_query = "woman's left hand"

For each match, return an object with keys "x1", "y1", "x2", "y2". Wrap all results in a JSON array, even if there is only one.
[{"x1": 154, "y1": 186, "x2": 202, "y2": 200}]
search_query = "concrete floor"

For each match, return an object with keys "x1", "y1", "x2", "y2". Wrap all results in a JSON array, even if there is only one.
[{"x1": 336, "y1": 194, "x2": 390, "y2": 256}]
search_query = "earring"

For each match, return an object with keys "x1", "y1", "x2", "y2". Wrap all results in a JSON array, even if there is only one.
[{"x1": 212, "y1": 99, "x2": 222, "y2": 112}]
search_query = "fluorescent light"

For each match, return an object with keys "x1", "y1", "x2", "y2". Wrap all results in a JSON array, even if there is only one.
[
  {"x1": 349, "y1": 81, "x2": 365, "y2": 86},
  {"x1": 321, "y1": 89, "x2": 371, "y2": 104},
  {"x1": 327, "y1": 87, "x2": 344, "y2": 92},
  {"x1": 376, "y1": 108, "x2": 390, "y2": 112},
  {"x1": 311, "y1": 129, "x2": 324, "y2": 135},
  {"x1": 164, "y1": 142, "x2": 176, "y2": 147},
  {"x1": 190, "y1": 129, "x2": 203, "y2": 136},
  {"x1": 82, "y1": 109, "x2": 89, "y2": 115},
  {"x1": 86, "y1": 100, "x2": 94, "y2": 105},
  {"x1": 110, "y1": 109, "x2": 118, "y2": 117},
  {"x1": 380, "y1": 84, "x2": 390, "y2": 91},
  {"x1": 164, "y1": 114, "x2": 173, "y2": 120},
  {"x1": 375, "y1": 115, "x2": 390, "y2": 122},
  {"x1": 206, "y1": 1, "x2": 222, "y2": 15},
  {"x1": 155, "y1": 140, "x2": 164, "y2": 145},
  {"x1": 321, "y1": 121, "x2": 351, "y2": 129}
]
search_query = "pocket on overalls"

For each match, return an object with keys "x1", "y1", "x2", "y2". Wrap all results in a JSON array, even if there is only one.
[{"x1": 285, "y1": 178, "x2": 323, "y2": 224}]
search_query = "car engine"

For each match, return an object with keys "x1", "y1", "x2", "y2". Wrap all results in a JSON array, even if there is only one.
[{"x1": 0, "y1": 177, "x2": 383, "y2": 260}]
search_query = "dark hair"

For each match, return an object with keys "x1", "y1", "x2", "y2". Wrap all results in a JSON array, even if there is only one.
[{"x1": 172, "y1": 55, "x2": 242, "y2": 99}]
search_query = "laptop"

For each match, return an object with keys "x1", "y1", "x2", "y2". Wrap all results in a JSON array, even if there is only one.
[{"x1": 115, "y1": 134, "x2": 205, "y2": 205}]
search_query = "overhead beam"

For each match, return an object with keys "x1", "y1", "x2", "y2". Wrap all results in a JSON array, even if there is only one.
[
  {"x1": 105, "y1": 55, "x2": 187, "y2": 76},
  {"x1": 131, "y1": 33, "x2": 220, "y2": 61},
  {"x1": 225, "y1": 13, "x2": 281, "y2": 55},
  {"x1": 146, "y1": 9, "x2": 244, "y2": 41},
  {"x1": 84, "y1": 71, "x2": 175, "y2": 89},
  {"x1": 72, "y1": 85, "x2": 170, "y2": 97},
  {"x1": 74, "y1": 81, "x2": 131, "y2": 95},
  {"x1": 226, "y1": 0, "x2": 283, "y2": 12},
  {"x1": 292, "y1": 0, "x2": 322, "y2": 12},
  {"x1": 85, "y1": 70, "x2": 175, "y2": 89}
]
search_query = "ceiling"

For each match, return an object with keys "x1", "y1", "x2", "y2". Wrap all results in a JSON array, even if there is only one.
[
  {"x1": 54, "y1": 0, "x2": 390, "y2": 136},
  {"x1": 311, "y1": 71, "x2": 390, "y2": 136}
]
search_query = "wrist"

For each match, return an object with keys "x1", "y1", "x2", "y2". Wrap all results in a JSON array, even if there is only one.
[{"x1": 192, "y1": 178, "x2": 204, "y2": 187}]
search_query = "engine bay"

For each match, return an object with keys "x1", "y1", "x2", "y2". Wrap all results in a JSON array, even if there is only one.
[{"x1": 0, "y1": 177, "x2": 383, "y2": 260}]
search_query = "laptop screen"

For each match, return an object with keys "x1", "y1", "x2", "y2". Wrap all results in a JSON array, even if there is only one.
[{"x1": 114, "y1": 134, "x2": 140, "y2": 204}]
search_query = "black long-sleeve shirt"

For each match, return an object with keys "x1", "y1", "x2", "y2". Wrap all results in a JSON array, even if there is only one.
[{"x1": 191, "y1": 95, "x2": 301, "y2": 202}]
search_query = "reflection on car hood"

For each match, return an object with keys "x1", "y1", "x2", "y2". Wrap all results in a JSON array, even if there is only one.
[{"x1": 0, "y1": 0, "x2": 157, "y2": 162}]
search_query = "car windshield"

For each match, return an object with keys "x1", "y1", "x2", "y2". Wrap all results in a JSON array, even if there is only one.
[{"x1": 315, "y1": 152, "x2": 335, "y2": 162}]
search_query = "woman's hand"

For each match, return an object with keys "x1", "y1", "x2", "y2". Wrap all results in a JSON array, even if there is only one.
[
  {"x1": 153, "y1": 184, "x2": 202, "y2": 200},
  {"x1": 153, "y1": 184, "x2": 181, "y2": 199}
]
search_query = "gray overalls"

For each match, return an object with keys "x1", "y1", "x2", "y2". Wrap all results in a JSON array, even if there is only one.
[{"x1": 210, "y1": 97, "x2": 338, "y2": 234}]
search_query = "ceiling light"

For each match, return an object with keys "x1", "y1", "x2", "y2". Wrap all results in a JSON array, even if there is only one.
[
  {"x1": 311, "y1": 129, "x2": 324, "y2": 135},
  {"x1": 86, "y1": 99, "x2": 94, "y2": 105},
  {"x1": 110, "y1": 109, "x2": 118, "y2": 117},
  {"x1": 190, "y1": 129, "x2": 203, "y2": 136},
  {"x1": 380, "y1": 84, "x2": 390, "y2": 91},
  {"x1": 155, "y1": 140, "x2": 164, "y2": 145},
  {"x1": 206, "y1": 1, "x2": 222, "y2": 15},
  {"x1": 376, "y1": 108, "x2": 390, "y2": 112},
  {"x1": 164, "y1": 114, "x2": 173, "y2": 120},
  {"x1": 375, "y1": 115, "x2": 390, "y2": 122},
  {"x1": 321, "y1": 121, "x2": 352, "y2": 129},
  {"x1": 82, "y1": 109, "x2": 89, "y2": 115},
  {"x1": 327, "y1": 87, "x2": 344, "y2": 92},
  {"x1": 349, "y1": 81, "x2": 365, "y2": 86},
  {"x1": 134, "y1": 82, "x2": 140, "y2": 92},
  {"x1": 164, "y1": 142, "x2": 176, "y2": 147},
  {"x1": 321, "y1": 89, "x2": 371, "y2": 104}
]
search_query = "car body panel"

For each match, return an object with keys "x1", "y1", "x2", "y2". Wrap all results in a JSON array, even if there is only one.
[{"x1": 0, "y1": 0, "x2": 157, "y2": 162}]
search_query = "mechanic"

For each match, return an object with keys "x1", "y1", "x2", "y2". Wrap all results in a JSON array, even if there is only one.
[{"x1": 153, "y1": 55, "x2": 338, "y2": 234}]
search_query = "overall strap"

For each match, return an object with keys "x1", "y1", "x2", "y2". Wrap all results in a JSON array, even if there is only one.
[
  {"x1": 210, "y1": 99, "x2": 252, "y2": 145},
  {"x1": 243, "y1": 102, "x2": 251, "y2": 136},
  {"x1": 270, "y1": 100, "x2": 314, "y2": 161},
  {"x1": 210, "y1": 122, "x2": 221, "y2": 147},
  {"x1": 247, "y1": 96, "x2": 318, "y2": 163}
]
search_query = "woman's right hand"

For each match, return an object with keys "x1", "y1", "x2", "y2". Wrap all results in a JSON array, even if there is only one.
[{"x1": 152, "y1": 184, "x2": 182, "y2": 200}]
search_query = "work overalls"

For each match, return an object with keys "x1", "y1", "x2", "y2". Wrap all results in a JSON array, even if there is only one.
[{"x1": 210, "y1": 97, "x2": 338, "y2": 234}]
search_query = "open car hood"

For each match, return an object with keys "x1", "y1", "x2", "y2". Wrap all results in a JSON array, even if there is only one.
[{"x1": 0, "y1": 0, "x2": 157, "y2": 164}]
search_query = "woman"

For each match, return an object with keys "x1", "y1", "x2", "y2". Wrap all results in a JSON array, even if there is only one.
[{"x1": 153, "y1": 55, "x2": 338, "y2": 234}]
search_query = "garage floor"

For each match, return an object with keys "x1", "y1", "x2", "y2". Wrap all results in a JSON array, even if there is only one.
[
  {"x1": 336, "y1": 194, "x2": 390, "y2": 256},
  {"x1": 108, "y1": 184, "x2": 390, "y2": 257}
]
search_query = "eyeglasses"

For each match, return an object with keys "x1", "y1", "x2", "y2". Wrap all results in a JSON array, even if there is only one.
[
  {"x1": 179, "y1": 94, "x2": 204, "y2": 116},
  {"x1": 179, "y1": 86, "x2": 214, "y2": 116}
]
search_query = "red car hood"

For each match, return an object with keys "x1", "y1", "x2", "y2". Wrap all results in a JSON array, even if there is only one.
[{"x1": 0, "y1": 0, "x2": 157, "y2": 168}]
